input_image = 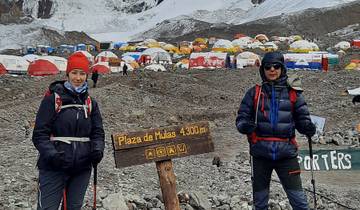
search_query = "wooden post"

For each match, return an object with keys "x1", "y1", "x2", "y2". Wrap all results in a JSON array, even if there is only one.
[{"x1": 156, "y1": 159, "x2": 180, "y2": 210}]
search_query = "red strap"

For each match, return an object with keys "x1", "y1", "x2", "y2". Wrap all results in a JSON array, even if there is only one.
[
  {"x1": 255, "y1": 136, "x2": 293, "y2": 142},
  {"x1": 250, "y1": 135, "x2": 297, "y2": 145},
  {"x1": 86, "y1": 96, "x2": 92, "y2": 115},
  {"x1": 289, "y1": 89, "x2": 297, "y2": 112},
  {"x1": 54, "y1": 93, "x2": 62, "y2": 113},
  {"x1": 44, "y1": 89, "x2": 52, "y2": 97},
  {"x1": 253, "y1": 84, "x2": 261, "y2": 112},
  {"x1": 249, "y1": 86, "x2": 298, "y2": 145}
]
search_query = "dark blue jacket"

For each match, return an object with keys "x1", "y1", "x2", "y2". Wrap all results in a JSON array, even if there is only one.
[
  {"x1": 236, "y1": 52, "x2": 314, "y2": 160},
  {"x1": 32, "y1": 81, "x2": 105, "y2": 172}
]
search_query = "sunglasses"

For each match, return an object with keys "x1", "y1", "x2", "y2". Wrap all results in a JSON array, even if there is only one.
[{"x1": 264, "y1": 63, "x2": 282, "y2": 71}]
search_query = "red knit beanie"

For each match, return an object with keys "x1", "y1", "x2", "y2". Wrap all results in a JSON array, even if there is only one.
[{"x1": 66, "y1": 53, "x2": 90, "y2": 74}]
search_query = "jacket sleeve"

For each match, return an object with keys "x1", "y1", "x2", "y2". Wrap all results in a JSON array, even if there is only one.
[
  {"x1": 236, "y1": 87, "x2": 255, "y2": 134},
  {"x1": 293, "y1": 92, "x2": 314, "y2": 134},
  {"x1": 90, "y1": 99, "x2": 105, "y2": 152},
  {"x1": 32, "y1": 95, "x2": 58, "y2": 162}
]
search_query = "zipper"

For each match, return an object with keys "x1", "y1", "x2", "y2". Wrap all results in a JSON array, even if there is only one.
[
  {"x1": 271, "y1": 142, "x2": 277, "y2": 160},
  {"x1": 72, "y1": 107, "x2": 80, "y2": 167}
]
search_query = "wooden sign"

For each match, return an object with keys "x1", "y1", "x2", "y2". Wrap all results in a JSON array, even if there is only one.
[{"x1": 111, "y1": 121, "x2": 214, "y2": 168}]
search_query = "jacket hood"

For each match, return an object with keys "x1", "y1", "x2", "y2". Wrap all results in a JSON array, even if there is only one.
[{"x1": 259, "y1": 52, "x2": 287, "y2": 82}]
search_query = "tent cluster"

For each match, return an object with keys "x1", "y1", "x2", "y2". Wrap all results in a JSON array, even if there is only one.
[
  {"x1": 1, "y1": 34, "x2": 359, "y2": 76},
  {"x1": 21, "y1": 44, "x2": 96, "y2": 56}
]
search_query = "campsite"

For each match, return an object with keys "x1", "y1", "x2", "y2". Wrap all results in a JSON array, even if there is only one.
[
  {"x1": 0, "y1": 0, "x2": 360, "y2": 209},
  {"x1": 0, "y1": 63, "x2": 359, "y2": 209},
  {"x1": 0, "y1": 25, "x2": 359, "y2": 210}
]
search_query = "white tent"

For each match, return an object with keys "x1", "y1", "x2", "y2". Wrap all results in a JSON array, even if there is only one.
[
  {"x1": 248, "y1": 41, "x2": 264, "y2": 49},
  {"x1": 289, "y1": 40, "x2": 319, "y2": 52},
  {"x1": 121, "y1": 55, "x2": 135, "y2": 63},
  {"x1": 213, "y1": 39, "x2": 233, "y2": 49},
  {"x1": 334, "y1": 41, "x2": 351, "y2": 50},
  {"x1": 144, "y1": 64, "x2": 167, "y2": 72},
  {"x1": 142, "y1": 48, "x2": 172, "y2": 64},
  {"x1": 95, "y1": 51, "x2": 118, "y2": 63},
  {"x1": 0, "y1": 55, "x2": 29, "y2": 74},
  {"x1": 23, "y1": 54, "x2": 39, "y2": 62},
  {"x1": 263, "y1": 42, "x2": 278, "y2": 51},
  {"x1": 41, "y1": 56, "x2": 68, "y2": 72},
  {"x1": 236, "y1": 52, "x2": 260, "y2": 68},
  {"x1": 232, "y1": 37, "x2": 253, "y2": 48},
  {"x1": 74, "y1": 50, "x2": 94, "y2": 64}
]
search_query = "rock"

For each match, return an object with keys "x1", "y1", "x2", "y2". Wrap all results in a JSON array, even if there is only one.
[
  {"x1": 98, "y1": 189, "x2": 108, "y2": 199},
  {"x1": 212, "y1": 155, "x2": 222, "y2": 167},
  {"x1": 332, "y1": 134, "x2": 344, "y2": 145},
  {"x1": 318, "y1": 136, "x2": 327, "y2": 144},
  {"x1": 189, "y1": 192, "x2": 212, "y2": 210},
  {"x1": 180, "y1": 203, "x2": 194, "y2": 210},
  {"x1": 178, "y1": 191, "x2": 190, "y2": 203},
  {"x1": 229, "y1": 195, "x2": 241, "y2": 208},
  {"x1": 278, "y1": 200, "x2": 291, "y2": 210},
  {"x1": 102, "y1": 192, "x2": 128, "y2": 210},
  {"x1": 217, "y1": 204, "x2": 231, "y2": 210}
]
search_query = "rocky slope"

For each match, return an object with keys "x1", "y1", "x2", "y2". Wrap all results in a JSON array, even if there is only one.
[{"x1": 159, "y1": 0, "x2": 360, "y2": 43}]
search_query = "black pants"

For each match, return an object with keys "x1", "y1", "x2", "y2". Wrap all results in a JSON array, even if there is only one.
[
  {"x1": 252, "y1": 156, "x2": 309, "y2": 210},
  {"x1": 37, "y1": 169, "x2": 92, "y2": 210}
]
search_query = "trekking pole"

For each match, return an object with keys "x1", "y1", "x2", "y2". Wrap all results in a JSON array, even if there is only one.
[
  {"x1": 250, "y1": 85, "x2": 261, "y2": 209},
  {"x1": 250, "y1": 155, "x2": 255, "y2": 209},
  {"x1": 307, "y1": 136, "x2": 317, "y2": 210},
  {"x1": 63, "y1": 188, "x2": 67, "y2": 210},
  {"x1": 92, "y1": 164, "x2": 98, "y2": 210}
]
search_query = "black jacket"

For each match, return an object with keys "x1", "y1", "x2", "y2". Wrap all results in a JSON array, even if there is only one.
[
  {"x1": 236, "y1": 52, "x2": 315, "y2": 160},
  {"x1": 32, "y1": 81, "x2": 105, "y2": 172}
]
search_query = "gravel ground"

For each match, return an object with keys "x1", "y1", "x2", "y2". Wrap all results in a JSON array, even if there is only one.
[{"x1": 0, "y1": 67, "x2": 359, "y2": 210}]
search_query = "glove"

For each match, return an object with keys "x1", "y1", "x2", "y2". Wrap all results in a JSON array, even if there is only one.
[
  {"x1": 90, "y1": 150, "x2": 103, "y2": 165},
  {"x1": 243, "y1": 121, "x2": 257, "y2": 134},
  {"x1": 51, "y1": 151, "x2": 65, "y2": 169},
  {"x1": 304, "y1": 121, "x2": 316, "y2": 138}
]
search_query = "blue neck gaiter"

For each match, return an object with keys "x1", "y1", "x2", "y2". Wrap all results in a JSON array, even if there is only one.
[{"x1": 64, "y1": 81, "x2": 88, "y2": 94}]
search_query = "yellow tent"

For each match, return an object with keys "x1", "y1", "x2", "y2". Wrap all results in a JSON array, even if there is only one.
[
  {"x1": 179, "y1": 46, "x2": 192, "y2": 54},
  {"x1": 290, "y1": 35, "x2": 303, "y2": 41},
  {"x1": 194, "y1": 38, "x2": 208, "y2": 45},
  {"x1": 130, "y1": 61, "x2": 140, "y2": 69},
  {"x1": 345, "y1": 60, "x2": 360, "y2": 70}
]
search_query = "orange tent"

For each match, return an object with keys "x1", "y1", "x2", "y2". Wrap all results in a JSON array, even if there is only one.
[
  {"x1": 234, "y1": 33, "x2": 247, "y2": 39},
  {"x1": 0, "y1": 63, "x2": 7, "y2": 75},
  {"x1": 27, "y1": 59, "x2": 59, "y2": 76}
]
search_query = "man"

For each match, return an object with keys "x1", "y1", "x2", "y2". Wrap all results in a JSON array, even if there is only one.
[
  {"x1": 91, "y1": 70, "x2": 99, "y2": 88},
  {"x1": 123, "y1": 63, "x2": 128, "y2": 76},
  {"x1": 236, "y1": 52, "x2": 316, "y2": 210}
]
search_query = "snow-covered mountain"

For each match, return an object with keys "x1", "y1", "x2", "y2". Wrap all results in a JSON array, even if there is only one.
[{"x1": 0, "y1": 0, "x2": 358, "y2": 51}]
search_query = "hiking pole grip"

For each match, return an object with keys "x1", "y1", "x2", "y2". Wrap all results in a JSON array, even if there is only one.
[
  {"x1": 92, "y1": 164, "x2": 98, "y2": 210},
  {"x1": 307, "y1": 136, "x2": 317, "y2": 210}
]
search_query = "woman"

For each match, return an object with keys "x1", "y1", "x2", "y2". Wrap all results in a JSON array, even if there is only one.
[
  {"x1": 32, "y1": 53, "x2": 105, "y2": 210},
  {"x1": 236, "y1": 52, "x2": 316, "y2": 210}
]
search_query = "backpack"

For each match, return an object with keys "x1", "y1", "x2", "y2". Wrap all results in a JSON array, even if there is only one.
[
  {"x1": 44, "y1": 82, "x2": 92, "y2": 118},
  {"x1": 254, "y1": 84, "x2": 297, "y2": 114},
  {"x1": 249, "y1": 84, "x2": 298, "y2": 145}
]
